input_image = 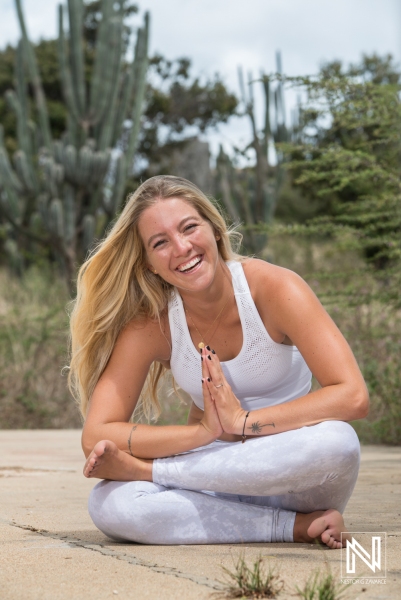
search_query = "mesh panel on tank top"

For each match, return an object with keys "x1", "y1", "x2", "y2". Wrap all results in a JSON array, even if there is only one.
[{"x1": 168, "y1": 261, "x2": 312, "y2": 412}]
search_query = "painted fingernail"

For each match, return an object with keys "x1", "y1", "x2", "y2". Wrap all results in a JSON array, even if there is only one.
[
  {"x1": 201, "y1": 356, "x2": 203, "y2": 361},
  {"x1": 206, "y1": 345, "x2": 211, "y2": 351},
  {"x1": 212, "y1": 349, "x2": 216, "y2": 354},
  {"x1": 207, "y1": 355, "x2": 212, "y2": 360},
  {"x1": 199, "y1": 348, "x2": 202, "y2": 354},
  {"x1": 207, "y1": 377, "x2": 211, "y2": 382},
  {"x1": 201, "y1": 378, "x2": 205, "y2": 383}
]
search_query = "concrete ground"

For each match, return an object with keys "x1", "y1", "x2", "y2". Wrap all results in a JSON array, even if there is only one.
[{"x1": 0, "y1": 431, "x2": 399, "y2": 600}]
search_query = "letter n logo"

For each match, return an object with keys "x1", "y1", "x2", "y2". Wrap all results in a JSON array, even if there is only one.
[{"x1": 346, "y1": 536, "x2": 381, "y2": 573}]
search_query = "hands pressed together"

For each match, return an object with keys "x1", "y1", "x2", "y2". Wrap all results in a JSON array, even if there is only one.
[{"x1": 199, "y1": 345, "x2": 246, "y2": 439}]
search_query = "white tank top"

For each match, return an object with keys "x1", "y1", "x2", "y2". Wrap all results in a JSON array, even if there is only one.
[{"x1": 168, "y1": 260, "x2": 312, "y2": 412}]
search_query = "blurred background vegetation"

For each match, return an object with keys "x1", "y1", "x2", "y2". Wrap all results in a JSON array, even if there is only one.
[{"x1": 0, "y1": 0, "x2": 400, "y2": 443}]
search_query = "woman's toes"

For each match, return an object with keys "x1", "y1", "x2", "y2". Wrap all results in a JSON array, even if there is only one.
[{"x1": 320, "y1": 530, "x2": 331, "y2": 544}]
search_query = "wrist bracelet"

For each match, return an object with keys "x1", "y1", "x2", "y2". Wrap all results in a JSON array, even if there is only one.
[{"x1": 241, "y1": 411, "x2": 250, "y2": 444}]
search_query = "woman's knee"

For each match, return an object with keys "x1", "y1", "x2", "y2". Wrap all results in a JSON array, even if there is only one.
[
  {"x1": 88, "y1": 480, "x2": 165, "y2": 542},
  {"x1": 314, "y1": 421, "x2": 360, "y2": 468}
]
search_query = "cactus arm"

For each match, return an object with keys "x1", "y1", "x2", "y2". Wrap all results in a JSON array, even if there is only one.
[
  {"x1": 216, "y1": 146, "x2": 241, "y2": 224},
  {"x1": 112, "y1": 22, "x2": 145, "y2": 143},
  {"x1": 15, "y1": 41, "x2": 32, "y2": 157},
  {"x1": 14, "y1": 0, "x2": 53, "y2": 153},
  {"x1": 0, "y1": 174, "x2": 21, "y2": 222},
  {"x1": 49, "y1": 197, "x2": 65, "y2": 239},
  {"x1": 7, "y1": 42, "x2": 39, "y2": 193},
  {"x1": 124, "y1": 12, "x2": 149, "y2": 175},
  {"x1": 261, "y1": 72, "x2": 271, "y2": 159},
  {"x1": 110, "y1": 153, "x2": 127, "y2": 215},
  {"x1": 5, "y1": 91, "x2": 28, "y2": 156},
  {"x1": 93, "y1": 14, "x2": 125, "y2": 136},
  {"x1": 66, "y1": 114, "x2": 79, "y2": 147},
  {"x1": 82, "y1": 214, "x2": 95, "y2": 253},
  {"x1": 89, "y1": 0, "x2": 113, "y2": 121},
  {"x1": 0, "y1": 127, "x2": 23, "y2": 197},
  {"x1": 246, "y1": 72, "x2": 267, "y2": 222},
  {"x1": 97, "y1": 5, "x2": 126, "y2": 149},
  {"x1": 238, "y1": 66, "x2": 247, "y2": 108},
  {"x1": 66, "y1": 0, "x2": 86, "y2": 117},
  {"x1": 62, "y1": 144, "x2": 77, "y2": 181},
  {"x1": 90, "y1": 0, "x2": 123, "y2": 131},
  {"x1": 13, "y1": 150, "x2": 35, "y2": 193},
  {"x1": 58, "y1": 4, "x2": 81, "y2": 124},
  {"x1": 77, "y1": 145, "x2": 93, "y2": 186},
  {"x1": 275, "y1": 51, "x2": 286, "y2": 130},
  {"x1": 63, "y1": 183, "x2": 76, "y2": 245}
]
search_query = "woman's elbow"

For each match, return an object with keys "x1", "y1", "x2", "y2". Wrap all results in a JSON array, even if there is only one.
[
  {"x1": 81, "y1": 426, "x2": 96, "y2": 458},
  {"x1": 352, "y1": 384, "x2": 370, "y2": 420}
]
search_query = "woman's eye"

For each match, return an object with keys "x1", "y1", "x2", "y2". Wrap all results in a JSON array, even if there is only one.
[
  {"x1": 185, "y1": 224, "x2": 197, "y2": 232},
  {"x1": 153, "y1": 239, "x2": 166, "y2": 249}
]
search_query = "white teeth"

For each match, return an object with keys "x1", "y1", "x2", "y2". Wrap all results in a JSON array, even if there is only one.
[{"x1": 177, "y1": 256, "x2": 201, "y2": 272}]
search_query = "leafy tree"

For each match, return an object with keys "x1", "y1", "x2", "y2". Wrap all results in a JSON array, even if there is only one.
[
  {"x1": 281, "y1": 54, "x2": 401, "y2": 271},
  {"x1": 137, "y1": 53, "x2": 237, "y2": 180}
]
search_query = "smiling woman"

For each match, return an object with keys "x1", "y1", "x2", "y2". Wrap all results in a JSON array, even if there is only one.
[{"x1": 69, "y1": 175, "x2": 369, "y2": 548}]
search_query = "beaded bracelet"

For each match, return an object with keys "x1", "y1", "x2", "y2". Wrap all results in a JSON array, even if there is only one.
[{"x1": 241, "y1": 411, "x2": 250, "y2": 443}]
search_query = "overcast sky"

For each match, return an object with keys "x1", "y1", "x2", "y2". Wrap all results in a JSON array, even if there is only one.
[{"x1": 1, "y1": 0, "x2": 400, "y2": 159}]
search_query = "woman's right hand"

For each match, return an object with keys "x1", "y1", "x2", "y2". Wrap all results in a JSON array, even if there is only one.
[{"x1": 198, "y1": 351, "x2": 223, "y2": 442}]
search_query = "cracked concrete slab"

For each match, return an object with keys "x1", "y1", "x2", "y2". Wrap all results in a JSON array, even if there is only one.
[{"x1": 0, "y1": 430, "x2": 400, "y2": 600}]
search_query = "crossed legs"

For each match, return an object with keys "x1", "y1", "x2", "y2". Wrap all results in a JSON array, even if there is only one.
[{"x1": 85, "y1": 421, "x2": 360, "y2": 547}]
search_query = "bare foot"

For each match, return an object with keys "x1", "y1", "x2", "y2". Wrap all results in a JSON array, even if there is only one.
[
  {"x1": 83, "y1": 440, "x2": 152, "y2": 481},
  {"x1": 294, "y1": 509, "x2": 350, "y2": 549}
]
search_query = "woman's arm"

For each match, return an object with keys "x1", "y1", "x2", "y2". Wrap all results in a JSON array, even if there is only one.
[
  {"x1": 82, "y1": 318, "x2": 222, "y2": 459},
  {"x1": 204, "y1": 262, "x2": 369, "y2": 436}
]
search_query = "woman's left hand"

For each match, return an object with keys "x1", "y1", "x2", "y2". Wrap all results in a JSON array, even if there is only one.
[{"x1": 202, "y1": 347, "x2": 245, "y2": 435}]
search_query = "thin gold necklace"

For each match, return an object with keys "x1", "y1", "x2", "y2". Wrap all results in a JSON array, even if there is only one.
[{"x1": 184, "y1": 294, "x2": 232, "y2": 349}]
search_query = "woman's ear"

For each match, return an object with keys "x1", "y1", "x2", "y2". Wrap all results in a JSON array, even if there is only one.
[{"x1": 147, "y1": 265, "x2": 158, "y2": 274}]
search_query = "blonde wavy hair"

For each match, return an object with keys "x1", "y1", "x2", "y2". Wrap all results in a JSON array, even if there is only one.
[{"x1": 69, "y1": 175, "x2": 242, "y2": 421}]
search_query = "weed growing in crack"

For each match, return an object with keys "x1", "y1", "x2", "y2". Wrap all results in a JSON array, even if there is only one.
[
  {"x1": 295, "y1": 570, "x2": 351, "y2": 600},
  {"x1": 216, "y1": 553, "x2": 284, "y2": 599}
]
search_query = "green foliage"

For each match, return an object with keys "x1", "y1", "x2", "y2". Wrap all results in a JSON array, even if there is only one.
[
  {"x1": 0, "y1": 267, "x2": 81, "y2": 428},
  {"x1": 146, "y1": 54, "x2": 238, "y2": 133},
  {"x1": 217, "y1": 554, "x2": 283, "y2": 599},
  {"x1": 136, "y1": 54, "x2": 238, "y2": 180},
  {"x1": 280, "y1": 54, "x2": 401, "y2": 269}
]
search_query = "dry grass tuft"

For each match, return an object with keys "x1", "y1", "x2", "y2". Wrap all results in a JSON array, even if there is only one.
[
  {"x1": 216, "y1": 554, "x2": 284, "y2": 599},
  {"x1": 0, "y1": 267, "x2": 81, "y2": 429},
  {"x1": 295, "y1": 570, "x2": 350, "y2": 600}
]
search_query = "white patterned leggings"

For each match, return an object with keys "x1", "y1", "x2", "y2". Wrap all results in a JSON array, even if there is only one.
[{"x1": 88, "y1": 420, "x2": 360, "y2": 545}]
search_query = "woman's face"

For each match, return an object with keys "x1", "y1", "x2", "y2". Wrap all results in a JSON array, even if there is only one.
[{"x1": 138, "y1": 197, "x2": 221, "y2": 293}]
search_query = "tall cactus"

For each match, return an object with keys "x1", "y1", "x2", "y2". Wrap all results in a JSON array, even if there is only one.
[
  {"x1": 0, "y1": 0, "x2": 149, "y2": 289},
  {"x1": 217, "y1": 52, "x2": 289, "y2": 253}
]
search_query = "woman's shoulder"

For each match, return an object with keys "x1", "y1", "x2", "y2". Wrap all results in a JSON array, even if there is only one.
[
  {"x1": 241, "y1": 257, "x2": 307, "y2": 300},
  {"x1": 240, "y1": 258, "x2": 320, "y2": 339}
]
